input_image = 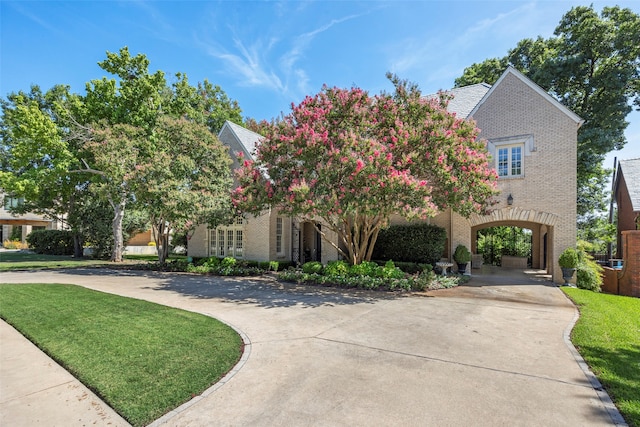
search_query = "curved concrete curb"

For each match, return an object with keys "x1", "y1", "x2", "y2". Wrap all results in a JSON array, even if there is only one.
[
  {"x1": 561, "y1": 292, "x2": 628, "y2": 427},
  {"x1": 147, "y1": 320, "x2": 252, "y2": 427}
]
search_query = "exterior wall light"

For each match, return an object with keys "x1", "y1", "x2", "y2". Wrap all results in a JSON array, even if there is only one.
[{"x1": 507, "y1": 194, "x2": 513, "y2": 206}]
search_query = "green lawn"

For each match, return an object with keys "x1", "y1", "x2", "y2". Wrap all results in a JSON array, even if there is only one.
[
  {"x1": 0, "y1": 283, "x2": 243, "y2": 427},
  {"x1": 563, "y1": 288, "x2": 640, "y2": 426},
  {"x1": 0, "y1": 251, "x2": 159, "y2": 271}
]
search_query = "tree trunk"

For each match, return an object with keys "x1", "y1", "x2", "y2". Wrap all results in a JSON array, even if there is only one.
[
  {"x1": 111, "y1": 199, "x2": 126, "y2": 262},
  {"x1": 153, "y1": 220, "x2": 170, "y2": 264},
  {"x1": 73, "y1": 232, "x2": 84, "y2": 258}
]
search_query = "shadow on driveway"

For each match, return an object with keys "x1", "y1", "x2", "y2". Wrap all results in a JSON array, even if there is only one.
[{"x1": 55, "y1": 268, "x2": 398, "y2": 309}]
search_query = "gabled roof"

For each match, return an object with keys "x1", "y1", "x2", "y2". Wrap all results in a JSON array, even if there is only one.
[
  {"x1": 443, "y1": 83, "x2": 491, "y2": 118},
  {"x1": 616, "y1": 158, "x2": 640, "y2": 212},
  {"x1": 219, "y1": 120, "x2": 263, "y2": 160},
  {"x1": 468, "y1": 66, "x2": 584, "y2": 125}
]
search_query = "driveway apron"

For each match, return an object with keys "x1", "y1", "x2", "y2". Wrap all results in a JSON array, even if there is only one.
[{"x1": 0, "y1": 268, "x2": 624, "y2": 426}]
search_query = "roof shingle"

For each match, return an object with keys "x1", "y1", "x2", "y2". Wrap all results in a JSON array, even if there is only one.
[{"x1": 618, "y1": 158, "x2": 640, "y2": 212}]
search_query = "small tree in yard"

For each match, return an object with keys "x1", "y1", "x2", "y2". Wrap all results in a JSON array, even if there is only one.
[{"x1": 234, "y1": 75, "x2": 499, "y2": 265}]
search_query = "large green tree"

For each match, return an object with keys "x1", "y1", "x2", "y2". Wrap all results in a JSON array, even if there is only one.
[
  {"x1": 134, "y1": 116, "x2": 232, "y2": 263},
  {"x1": 234, "y1": 76, "x2": 498, "y2": 265},
  {"x1": 1, "y1": 47, "x2": 240, "y2": 262},
  {"x1": 76, "y1": 48, "x2": 238, "y2": 261},
  {"x1": 0, "y1": 85, "x2": 92, "y2": 257},
  {"x1": 455, "y1": 5, "x2": 640, "y2": 217}
]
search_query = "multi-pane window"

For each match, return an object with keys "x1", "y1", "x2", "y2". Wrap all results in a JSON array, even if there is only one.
[
  {"x1": 276, "y1": 217, "x2": 283, "y2": 255},
  {"x1": 497, "y1": 145, "x2": 523, "y2": 177},
  {"x1": 218, "y1": 229, "x2": 225, "y2": 256},
  {"x1": 235, "y1": 230, "x2": 243, "y2": 257},
  {"x1": 3, "y1": 196, "x2": 24, "y2": 210},
  {"x1": 227, "y1": 229, "x2": 234, "y2": 256},
  {"x1": 209, "y1": 217, "x2": 245, "y2": 258}
]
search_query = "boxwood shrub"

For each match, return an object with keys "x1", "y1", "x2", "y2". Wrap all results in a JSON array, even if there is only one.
[
  {"x1": 26, "y1": 229, "x2": 74, "y2": 255},
  {"x1": 372, "y1": 223, "x2": 446, "y2": 265}
]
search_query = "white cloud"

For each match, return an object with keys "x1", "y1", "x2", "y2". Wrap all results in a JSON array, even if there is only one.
[
  {"x1": 279, "y1": 13, "x2": 363, "y2": 96},
  {"x1": 201, "y1": 36, "x2": 285, "y2": 92},
  {"x1": 198, "y1": 10, "x2": 364, "y2": 99}
]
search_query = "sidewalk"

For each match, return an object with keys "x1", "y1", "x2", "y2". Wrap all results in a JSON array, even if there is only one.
[{"x1": 0, "y1": 320, "x2": 129, "y2": 427}]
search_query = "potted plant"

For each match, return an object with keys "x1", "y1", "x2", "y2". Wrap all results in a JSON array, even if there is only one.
[
  {"x1": 558, "y1": 247, "x2": 579, "y2": 285},
  {"x1": 453, "y1": 244, "x2": 471, "y2": 274}
]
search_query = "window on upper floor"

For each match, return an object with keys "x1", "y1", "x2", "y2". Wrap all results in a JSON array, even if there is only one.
[
  {"x1": 3, "y1": 196, "x2": 24, "y2": 210},
  {"x1": 487, "y1": 135, "x2": 533, "y2": 179},
  {"x1": 497, "y1": 145, "x2": 523, "y2": 178}
]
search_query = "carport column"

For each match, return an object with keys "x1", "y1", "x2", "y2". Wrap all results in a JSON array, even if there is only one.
[
  {"x1": 451, "y1": 211, "x2": 472, "y2": 268},
  {"x1": 548, "y1": 226, "x2": 563, "y2": 284}
]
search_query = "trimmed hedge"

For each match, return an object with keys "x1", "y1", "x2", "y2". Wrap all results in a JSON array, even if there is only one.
[
  {"x1": 26, "y1": 230, "x2": 74, "y2": 255},
  {"x1": 372, "y1": 223, "x2": 446, "y2": 265}
]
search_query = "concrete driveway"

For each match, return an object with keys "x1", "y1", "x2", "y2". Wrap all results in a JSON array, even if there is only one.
[{"x1": 0, "y1": 268, "x2": 625, "y2": 426}]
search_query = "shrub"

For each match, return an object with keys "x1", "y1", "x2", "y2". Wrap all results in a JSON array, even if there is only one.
[
  {"x1": 372, "y1": 223, "x2": 446, "y2": 265},
  {"x1": 558, "y1": 247, "x2": 579, "y2": 269},
  {"x1": 203, "y1": 257, "x2": 221, "y2": 269},
  {"x1": 453, "y1": 245, "x2": 471, "y2": 264},
  {"x1": 278, "y1": 261, "x2": 468, "y2": 291},
  {"x1": 302, "y1": 261, "x2": 323, "y2": 274},
  {"x1": 576, "y1": 251, "x2": 603, "y2": 292},
  {"x1": 387, "y1": 261, "x2": 432, "y2": 274},
  {"x1": 348, "y1": 261, "x2": 380, "y2": 277},
  {"x1": 3, "y1": 240, "x2": 29, "y2": 250},
  {"x1": 269, "y1": 261, "x2": 279, "y2": 272},
  {"x1": 26, "y1": 230, "x2": 74, "y2": 255},
  {"x1": 380, "y1": 260, "x2": 406, "y2": 279},
  {"x1": 218, "y1": 257, "x2": 238, "y2": 275},
  {"x1": 325, "y1": 260, "x2": 349, "y2": 276}
]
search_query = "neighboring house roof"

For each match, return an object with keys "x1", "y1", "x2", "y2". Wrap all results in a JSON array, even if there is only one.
[
  {"x1": 443, "y1": 83, "x2": 491, "y2": 118},
  {"x1": 469, "y1": 66, "x2": 584, "y2": 125},
  {"x1": 616, "y1": 158, "x2": 640, "y2": 212},
  {"x1": 219, "y1": 120, "x2": 263, "y2": 160}
]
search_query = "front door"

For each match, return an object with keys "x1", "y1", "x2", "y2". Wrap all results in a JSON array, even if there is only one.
[{"x1": 301, "y1": 222, "x2": 321, "y2": 263}]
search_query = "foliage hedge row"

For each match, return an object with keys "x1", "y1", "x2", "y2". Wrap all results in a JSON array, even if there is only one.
[
  {"x1": 372, "y1": 223, "x2": 446, "y2": 265},
  {"x1": 26, "y1": 230, "x2": 74, "y2": 255},
  {"x1": 278, "y1": 260, "x2": 466, "y2": 292},
  {"x1": 148, "y1": 256, "x2": 294, "y2": 276}
]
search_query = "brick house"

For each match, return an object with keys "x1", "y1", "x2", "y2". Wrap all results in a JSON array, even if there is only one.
[
  {"x1": 603, "y1": 158, "x2": 640, "y2": 297},
  {"x1": 1, "y1": 193, "x2": 64, "y2": 243},
  {"x1": 613, "y1": 158, "x2": 640, "y2": 256},
  {"x1": 189, "y1": 67, "x2": 582, "y2": 283}
]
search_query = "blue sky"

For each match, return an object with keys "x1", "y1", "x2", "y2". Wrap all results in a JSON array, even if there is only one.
[{"x1": 1, "y1": 0, "x2": 638, "y2": 167}]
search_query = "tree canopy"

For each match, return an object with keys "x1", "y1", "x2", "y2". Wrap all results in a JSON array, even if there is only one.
[
  {"x1": 1, "y1": 47, "x2": 239, "y2": 262},
  {"x1": 134, "y1": 116, "x2": 232, "y2": 263},
  {"x1": 234, "y1": 75, "x2": 498, "y2": 264},
  {"x1": 455, "y1": 5, "x2": 640, "y2": 217}
]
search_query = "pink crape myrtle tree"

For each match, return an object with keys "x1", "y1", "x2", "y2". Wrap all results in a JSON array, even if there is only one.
[{"x1": 234, "y1": 74, "x2": 499, "y2": 265}]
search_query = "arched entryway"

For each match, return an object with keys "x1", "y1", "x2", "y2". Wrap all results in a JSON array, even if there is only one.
[
  {"x1": 477, "y1": 226, "x2": 533, "y2": 267},
  {"x1": 470, "y1": 208, "x2": 558, "y2": 276},
  {"x1": 299, "y1": 221, "x2": 322, "y2": 264}
]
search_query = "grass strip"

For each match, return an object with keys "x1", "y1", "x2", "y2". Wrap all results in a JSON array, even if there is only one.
[
  {"x1": 0, "y1": 283, "x2": 243, "y2": 426},
  {"x1": 0, "y1": 252, "x2": 115, "y2": 270},
  {"x1": 563, "y1": 288, "x2": 640, "y2": 426},
  {"x1": 0, "y1": 252, "x2": 168, "y2": 271}
]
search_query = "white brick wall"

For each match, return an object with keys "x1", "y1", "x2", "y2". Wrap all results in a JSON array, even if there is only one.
[{"x1": 470, "y1": 71, "x2": 579, "y2": 282}]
